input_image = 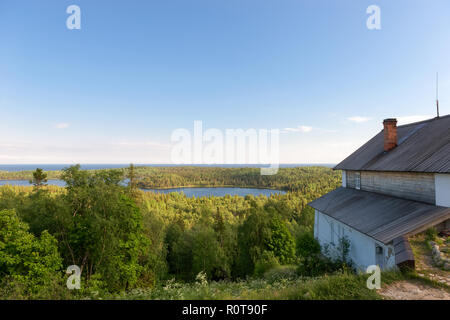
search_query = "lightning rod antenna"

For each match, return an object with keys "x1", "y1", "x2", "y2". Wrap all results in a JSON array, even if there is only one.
[{"x1": 436, "y1": 72, "x2": 440, "y2": 118}]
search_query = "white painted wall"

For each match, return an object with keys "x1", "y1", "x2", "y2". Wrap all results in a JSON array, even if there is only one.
[
  {"x1": 342, "y1": 170, "x2": 347, "y2": 187},
  {"x1": 435, "y1": 174, "x2": 450, "y2": 207},
  {"x1": 314, "y1": 210, "x2": 395, "y2": 271}
]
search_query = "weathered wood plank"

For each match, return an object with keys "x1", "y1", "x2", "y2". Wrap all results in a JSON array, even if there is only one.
[{"x1": 346, "y1": 171, "x2": 435, "y2": 204}]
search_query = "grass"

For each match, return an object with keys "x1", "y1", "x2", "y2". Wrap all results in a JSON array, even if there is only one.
[
  {"x1": 107, "y1": 263, "x2": 450, "y2": 300},
  {"x1": 108, "y1": 270, "x2": 410, "y2": 300},
  {"x1": 2, "y1": 265, "x2": 446, "y2": 300}
]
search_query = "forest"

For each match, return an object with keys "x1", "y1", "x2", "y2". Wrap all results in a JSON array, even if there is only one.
[{"x1": 0, "y1": 165, "x2": 404, "y2": 299}]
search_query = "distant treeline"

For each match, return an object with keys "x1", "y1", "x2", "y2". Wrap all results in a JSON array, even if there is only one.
[
  {"x1": 135, "y1": 166, "x2": 340, "y2": 192},
  {"x1": 0, "y1": 170, "x2": 61, "y2": 180},
  {"x1": 0, "y1": 166, "x2": 341, "y2": 192}
]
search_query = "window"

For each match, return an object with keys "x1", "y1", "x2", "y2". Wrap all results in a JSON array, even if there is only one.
[
  {"x1": 355, "y1": 172, "x2": 361, "y2": 190},
  {"x1": 342, "y1": 171, "x2": 347, "y2": 187},
  {"x1": 330, "y1": 222, "x2": 335, "y2": 244},
  {"x1": 375, "y1": 245, "x2": 384, "y2": 268}
]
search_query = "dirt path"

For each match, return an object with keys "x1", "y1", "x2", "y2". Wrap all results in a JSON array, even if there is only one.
[
  {"x1": 379, "y1": 280, "x2": 450, "y2": 300},
  {"x1": 409, "y1": 236, "x2": 450, "y2": 286}
]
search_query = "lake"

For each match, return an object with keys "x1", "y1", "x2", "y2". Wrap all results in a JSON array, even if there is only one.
[
  {"x1": 0, "y1": 179, "x2": 67, "y2": 187},
  {"x1": 0, "y1": 180, "x2": 285, "y2": 197},
  {"x1": 144, "y1": 187, "x2": 286, "y2": 197}
]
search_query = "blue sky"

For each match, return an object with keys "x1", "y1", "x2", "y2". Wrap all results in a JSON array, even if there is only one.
[{"x1": 1, "y1": 0, "x2": 449, "y2": 164}]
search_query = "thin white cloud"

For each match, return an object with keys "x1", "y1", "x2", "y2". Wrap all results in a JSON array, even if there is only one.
[
  {"x1": 347, "y1": 116, "x2": 371, "y2": 123},
  {"x1": 327, "y1": 141, "x2": 360, "y2": 148},
  {"x1": 282, "y1": 125, "x2": 313, "y2": 133},
  {"x1": 0, "y1": 143, "x2": 16, "y2": 148},
  {"x1": 116, "y1": 140, "x2": 171, "y2": 148},
  {"x1": 396, "y1": 115, "x2": 433, "y2": 125},
  {"x1": 55, "y1": 122, "x2": 70, "y2": 129},
  {"x1": 0, "y1": 140, "x2": 172, "y2": 164}
]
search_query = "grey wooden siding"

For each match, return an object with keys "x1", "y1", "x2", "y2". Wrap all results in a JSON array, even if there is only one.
[
  {"x1": 346, "y1": 171, "x2": 435, "y2": 204},
  {"x1": 346, "y1": 171, "x2": 357, "y2": 189}
]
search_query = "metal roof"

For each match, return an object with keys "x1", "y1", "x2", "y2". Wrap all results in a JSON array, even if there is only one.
[
  {"x1": 308, "y1": 187, "x2": 450, "y2": 244},
  {"x1": 334, "y1": 115, "x2": 450, "y2": 173}
]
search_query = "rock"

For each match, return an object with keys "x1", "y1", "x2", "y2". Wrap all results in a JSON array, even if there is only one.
[
  {"x1": 432, "y1": 247, "x2": 443, "y2": 259},
  {"x1": 444, "y1": 263, "x2": 450, "y2": 271}
]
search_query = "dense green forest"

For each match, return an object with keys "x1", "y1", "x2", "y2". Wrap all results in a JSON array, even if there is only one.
[{"x1": 1, "y1": 165, "x2": 400, "y2": 299}]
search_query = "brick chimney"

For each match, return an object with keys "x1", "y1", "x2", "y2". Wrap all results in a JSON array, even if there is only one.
[{"x1": 383, "y1": 118, "x2": 397, "y2": 152}]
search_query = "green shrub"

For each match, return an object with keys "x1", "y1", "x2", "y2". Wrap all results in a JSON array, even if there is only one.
[
  {"x1": 336, "y1": 236, "x2": 352, "y2": 265},
  {"x1": 296, "y1": 232, "x2": 329, "y2": 276},
  {"x1": 281, "y1": 271, "x2": 381, "y2": 300},
  {"x1": 263, "y1": 265, "x2": 298, "y2": 283},
  {"x1": 267, "y1": 216, "x2": 297, "y2": 265},
  {"x1": 254, "y1": 251, "x2": 280, "y2": 277},
  {"x1": 236, "y1": 208, "x2": 296, "y2": 277},
  {"x1": 78, "y1": 273, "x2": 109, "y2": 299},
  {"x1": 296, "y1": 235, "x2": 353, "y2": 277},
  {"x1": 425, "y1": 227, "x2": 438, "y2": 241},
  {"x1": 296, "y1": 232, "x2": 321, "y2": 258}
]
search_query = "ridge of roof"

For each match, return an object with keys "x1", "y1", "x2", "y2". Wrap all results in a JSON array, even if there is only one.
[
  {"x1": 396, "y1": 114, "x2": 449, "y2": 129},
  {"x1": 334, "y1": 113, "x2": 450, "y2": 173}
]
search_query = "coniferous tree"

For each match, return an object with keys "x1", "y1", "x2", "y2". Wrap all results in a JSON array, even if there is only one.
[{"x1": 29, "y1": 168, "x2": 48, "y2": 188}]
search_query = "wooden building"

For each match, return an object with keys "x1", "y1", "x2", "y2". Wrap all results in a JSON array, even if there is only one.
[{"x1": 309, "y1": 115, "x2": 450, "y2": 270}]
